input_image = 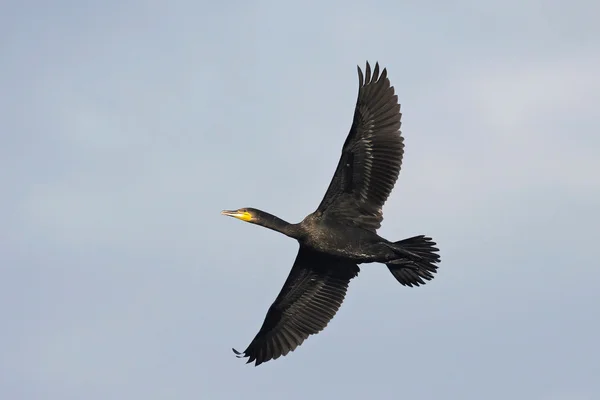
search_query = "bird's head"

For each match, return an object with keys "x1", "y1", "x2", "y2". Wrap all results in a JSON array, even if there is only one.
[
  {"x1": 221, "y1": 207, "x2": 295, "y2": 237},
  {"x1": 220, "y1": 208, "x2": 258, "y2": 223}
]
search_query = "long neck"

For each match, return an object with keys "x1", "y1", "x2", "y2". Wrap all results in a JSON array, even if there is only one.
[{"x1": 254, "y1": 210, "x2": 300, "y2": 239}]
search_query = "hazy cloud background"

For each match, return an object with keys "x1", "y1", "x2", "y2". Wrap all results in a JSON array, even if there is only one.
[{"x1": 2, "y1": 1, "x2": 599, "y2": 399}]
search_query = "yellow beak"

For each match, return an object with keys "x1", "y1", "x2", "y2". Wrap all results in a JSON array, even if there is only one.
[{"x1": 221, "y1": 209, "x2": 253, "y2": 222}]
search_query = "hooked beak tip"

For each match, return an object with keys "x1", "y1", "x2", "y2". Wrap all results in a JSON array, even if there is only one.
[
  {"x1": 221, "y1": 210, "x2": 238, "y2": 218},
  {"x1": 221, "y1": 209, "x2": 252, "y2": 222}
]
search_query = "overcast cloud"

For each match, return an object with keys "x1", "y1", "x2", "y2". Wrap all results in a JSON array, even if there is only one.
[{"x1": 1, "y1": 1, "x2": 599, "y2": 399}]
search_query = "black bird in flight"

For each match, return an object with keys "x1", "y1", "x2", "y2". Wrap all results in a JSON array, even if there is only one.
[{"x1": 222, "y1": 62, "x2": 441, "y2": 366}]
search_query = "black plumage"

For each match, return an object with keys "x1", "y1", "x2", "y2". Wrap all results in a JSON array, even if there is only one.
[{"x1": 222, "y1": 62, "x2": 441, "y2": 366}]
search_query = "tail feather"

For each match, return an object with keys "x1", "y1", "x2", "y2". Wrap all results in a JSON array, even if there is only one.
[{"x1": 386, "y1": 235, "x2": 441, "y2": 287}]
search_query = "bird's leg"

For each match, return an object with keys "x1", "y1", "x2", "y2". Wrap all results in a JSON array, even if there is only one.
[
  {"x1": 385, "y1": 258, "x2": 420, "y2": 270},
  {"x1": 381, "y1": 242, "x2": 424, "y2": 261}
]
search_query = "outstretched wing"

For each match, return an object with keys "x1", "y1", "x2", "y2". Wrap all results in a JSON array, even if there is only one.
[
  {"x1": 316, "y1": 61, "x2": 404, "y2": 231},
  {"x1": 233, "y1": 247, "x2": 360, "y2": 366}
]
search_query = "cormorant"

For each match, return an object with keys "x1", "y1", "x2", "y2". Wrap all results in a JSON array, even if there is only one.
[{"x1": 222, "y1": 62, "x2": 441, "y2": 366}]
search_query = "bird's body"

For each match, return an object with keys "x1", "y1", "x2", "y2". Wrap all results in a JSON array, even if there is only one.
[
  {"x1": 222, "y1": 62, "x2": 441, "y2": 366},
  {"x1": 259, "y1": 211, "x2": 398, "y2": 262}
]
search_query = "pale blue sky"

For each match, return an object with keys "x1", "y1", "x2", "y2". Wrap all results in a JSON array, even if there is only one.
[{"x1": 2, "y1": 1, "x2": 599, "y2": 399}]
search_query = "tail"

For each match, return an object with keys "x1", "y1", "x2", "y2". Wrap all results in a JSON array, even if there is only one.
[{"x1": 385, "y1": 235, "x2": 441, "y2": 287}]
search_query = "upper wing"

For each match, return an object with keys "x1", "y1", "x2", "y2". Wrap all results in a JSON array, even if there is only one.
[
  {"x1": 316, "y1": 61, "x2": 404, "y2": 231},
  {"x1": 233, "y1": 246, "x2": 360, "y2": 366}
]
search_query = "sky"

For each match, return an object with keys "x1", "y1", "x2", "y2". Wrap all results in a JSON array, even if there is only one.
[{"x1": 1, "y1": 0, "x2": 599, "y2": 399}]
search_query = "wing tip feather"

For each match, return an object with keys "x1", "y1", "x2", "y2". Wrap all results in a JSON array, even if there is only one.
[
  {"x1": 359, "y1": 61, "x2": 391, "y2": 88},
  {"x1": 357, "y1": 64, "x2": 364, "y2": 87},
  {"x1": 232, "y1": 347, "x2": 244, "y2": 357}
]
